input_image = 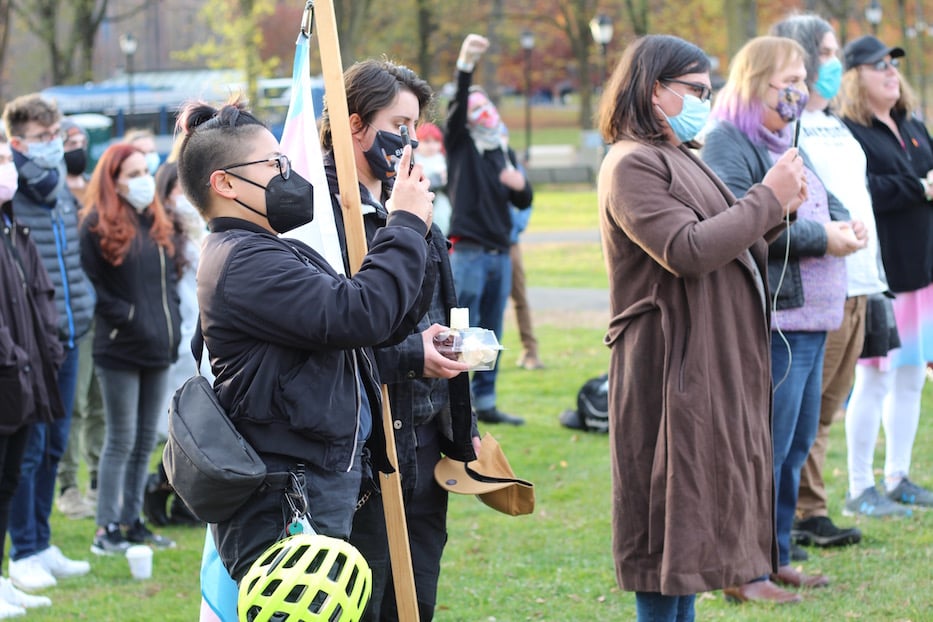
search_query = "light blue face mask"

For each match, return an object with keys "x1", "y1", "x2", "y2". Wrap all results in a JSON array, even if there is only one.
[
  {"x1": 144, "y1": 151, "x2": 161, "y2": 175},
  {"x1": 27, "y1": 138, "x2": 65, "y2": 170},
  {"x1": 814, "y1": 57, "x2": 843, "y2": 100},
  {"x1": 661, "y1": 85, "x2": 711, "y2": 143}
]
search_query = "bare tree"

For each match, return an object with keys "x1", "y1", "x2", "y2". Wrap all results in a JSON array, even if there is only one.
[
  {"x1": 10, "y1": 0, "x2": 149, "y2": 85},
  {"x1": 415, "y1": 0, "x2": 434, "y2": 81},
  {"x1": 811, "y1": 0, "x2": 854, "y2": 43},
  {"x1": 0, "y1": 0, "x2": 12, "y2": 100},
  {"x1": 333, "y1": 0, "x2": 374, "y2": 67},
  {"x1": 72, "y1": 0, "x2": 116, "y2": 82},
  {"x1": 554, "y1": 0, "x2": 600, "y2": 129},
  {"x1": 725, "y1": 0, "x2": 757, "y2": 56},
  {"x1": 623, "y1": 0, "x2": 649, "y2": 36}
]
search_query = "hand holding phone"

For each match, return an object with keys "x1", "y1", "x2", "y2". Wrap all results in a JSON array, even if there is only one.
[{"x1": 400, "y1": 125, "x2": 414, "y2": 174}]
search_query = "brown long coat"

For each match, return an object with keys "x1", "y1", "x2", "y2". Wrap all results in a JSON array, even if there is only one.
[{"x1": 598, "y1": 140, "x2": 784, "y2": 595}]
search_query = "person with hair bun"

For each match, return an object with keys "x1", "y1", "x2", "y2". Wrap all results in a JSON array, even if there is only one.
[
  {"x1": 79, "y1": 142, "x2": 182, "y2": 556},
  {"x1": 175, "y1": 97, "x2": 433, "y2": 591}
]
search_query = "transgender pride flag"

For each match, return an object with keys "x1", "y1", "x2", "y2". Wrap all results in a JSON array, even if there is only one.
[{"x1": 280, "y1": 31, "x2": 345, "y2": 274}]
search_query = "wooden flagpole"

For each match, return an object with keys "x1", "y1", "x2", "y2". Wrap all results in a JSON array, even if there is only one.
[{"x1": 311, "y1": 2, "x2": 421, "y2": 620}]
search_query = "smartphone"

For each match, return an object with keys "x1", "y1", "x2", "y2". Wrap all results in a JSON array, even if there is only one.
[
  {"x1": 793, "y1": 119, "x2": 801, "y2": 149},
  {"x1": 399, "y1": 125, "x2": 414, "y2": 174}
]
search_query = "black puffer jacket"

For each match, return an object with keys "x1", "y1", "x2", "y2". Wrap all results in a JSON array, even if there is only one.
[
  {"x1": 1, "y1": 203, "x2": 64, "y2": 433},
  {"x1": 12, "y1": 179, "x2": 95, "y2": 347}
]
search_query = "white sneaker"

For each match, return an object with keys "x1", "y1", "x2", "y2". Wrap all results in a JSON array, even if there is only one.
[
  {"x1": 7, "y1": 555, "x2": 56, "y2": 591},
  {"x1": 0, "y1": 597, "x2": 25, "y2": 619},
  {"x1": 0, "y1": 577, "x2": 50, "y2": 608},
  {"x1": 37, "y1": 545, "x2": 91, "y2": 578}
]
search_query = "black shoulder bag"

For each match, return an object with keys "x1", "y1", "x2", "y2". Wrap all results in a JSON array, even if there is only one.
[{"x1": 162, "y1": 321, "x2": 268, "y2": 523}]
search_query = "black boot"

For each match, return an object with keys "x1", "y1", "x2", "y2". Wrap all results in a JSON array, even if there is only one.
[
  {"x1": 476, "y1": 408, "x2": 525, "y2": 426},
  {"x1": 169, "y1": 495, "x2": 203, "y2": 526},
  {"x1": 143, "y1": 472, "x2": 172, "y2": 527}
]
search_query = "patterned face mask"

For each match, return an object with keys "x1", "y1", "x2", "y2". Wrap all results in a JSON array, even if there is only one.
[{"x1": 769, "y1": 84, "x2": 809, "y2": 123}]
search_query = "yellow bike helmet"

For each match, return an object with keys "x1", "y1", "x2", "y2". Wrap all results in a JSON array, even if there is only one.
[{"x1": 238, "y1": 533, "x2": 372, "y2": 622}]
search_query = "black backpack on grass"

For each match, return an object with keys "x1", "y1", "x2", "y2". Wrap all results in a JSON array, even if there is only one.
[
  {"x1": 143, "y1": 461, "x2": 203, "y2": 527},
  {"x1": 558, "y1": 373, "x2": 609, "y2": 433}
]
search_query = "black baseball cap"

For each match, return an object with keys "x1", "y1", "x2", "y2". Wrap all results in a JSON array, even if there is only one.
[{"x1": 844, "y1": 35, "x2": 905, "y2": 70}]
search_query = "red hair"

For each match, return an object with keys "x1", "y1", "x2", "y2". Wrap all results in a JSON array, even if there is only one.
[
  {"x1": 417, "y1": 122, "x2": 444, "y2": 152},
  {"x1": 80, "y1": 143, "x2": 175, "y2": 266}
]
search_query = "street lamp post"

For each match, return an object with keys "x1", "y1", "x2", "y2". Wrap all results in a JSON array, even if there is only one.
[
  {"x1": 589, "y1": 13, "x2": 614, "y2": 89},
  {"x1": 865, "y1": 0, "x2": 882, "y2": 36},
  {"x1": 521, "y1": 30, "x2": 534, "y2": 165},
  {"x1": 119, "y1": 33, "x2": 138, "y2": 119},
  {"x1": 908, "y1": 4, "x2": 932, "y2": 121}
]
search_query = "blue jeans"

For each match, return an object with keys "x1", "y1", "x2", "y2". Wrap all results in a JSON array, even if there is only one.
[
  {"x1": 450, "y1": 246, "x2": 511, "y2": 412},
  {"x1": 635, "y1": 592, "x2": 696, "y2": 622},
  {"x1": 95, "y1": 365, "x2": 169, "y2": 527},
  {"x1": 771, "y1": 331, "x2": 826, "y2": 566},
  {"x1": 9, "y1": 344, "x2": 79, "y2": 560}
]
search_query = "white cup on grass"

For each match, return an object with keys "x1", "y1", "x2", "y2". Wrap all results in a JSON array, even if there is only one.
[{"x1": 125, "y1": 545, "x2": 153, "y2": 580}]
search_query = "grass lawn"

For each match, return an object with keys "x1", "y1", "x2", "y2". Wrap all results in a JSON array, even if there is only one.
[{"x1": 19, "y1": 186, "x2": 933, "y2": 620}]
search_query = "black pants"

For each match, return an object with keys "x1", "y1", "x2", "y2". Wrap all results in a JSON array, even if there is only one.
[
  {"x1": 213, "y1": 452, "x2": 362, "y2": 582},
  {"x1": 0, "y1": 426, "x2": 30, "y2": 563},
  {"x1": 350, "y1": 424, "x2": 449, "y2": 622}
]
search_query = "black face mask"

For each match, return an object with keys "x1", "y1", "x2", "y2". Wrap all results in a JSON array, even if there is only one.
[
  {"x1": 227, "y1": 170, "x2": 314, "y2": 234},
  {"x1": 363, "y1": 130, "x2": 418, "y2": 181},
  {"x1": 64, "y1": 149, "x2": 88, "y2": 176}
]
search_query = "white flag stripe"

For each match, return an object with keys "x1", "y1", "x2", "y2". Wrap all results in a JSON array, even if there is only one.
[{"x1": 280, "y1": 32, "x2": 345, "y2": 275}]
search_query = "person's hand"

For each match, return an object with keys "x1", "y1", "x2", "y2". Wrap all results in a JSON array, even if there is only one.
[
  {"x1": 850, "y1": 219, "x2": 869, "y2": 244},
  {"x1": 824, "y1": 221, "x2": 868, "y2": 257},
  {"x1": 499, "y1": 166, "x2": 526, "y2": 191},
  {"x1": 922, "y1": 170, "x2": 933, "y2": 200},
  {"x1": 471, "y1": 434, "x2": 482, "y2": 458},
  {"x1": 386, "y1": 145, "x2": 434, "y2": 228},
  {"x1": 762, "y1": 148, "x2": 806, "y2": 215},
  {"x1": 422, "y1": 324, "x2": 470, "y2": 379},
  {"x1": 458, "y1": 34, "x2": 489, "y2": 70},
  {"x1": 786, "y1": 181, "x2": 808, "y2": 215}
]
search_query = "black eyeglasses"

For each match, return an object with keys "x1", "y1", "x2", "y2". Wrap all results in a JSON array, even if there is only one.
[
  {"x1": 223, "y1": 154, "x2": 291, "y2": 181},
  {"x1": 663, "y1": 79, "x2": 713, "y2": 103},
  {"x1": 868, "y1": 58, "x2": 900, "y2": 72}
]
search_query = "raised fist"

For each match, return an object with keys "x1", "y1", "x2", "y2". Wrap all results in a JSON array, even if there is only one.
[{"x1": 459, "y1": 34, "x2": 489, "y2": 68}]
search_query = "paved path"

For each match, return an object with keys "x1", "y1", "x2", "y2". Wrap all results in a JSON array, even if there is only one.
[
  {"x1": 510, "y1": 228, "x2": 608, "y2": 321},
  {"x1": 521, "y1": 229, "x2": 601, "y2": 245}
]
